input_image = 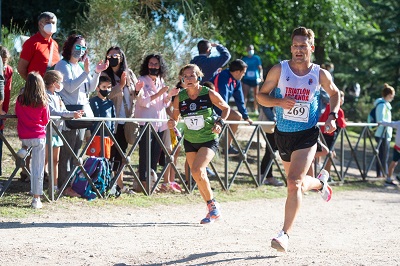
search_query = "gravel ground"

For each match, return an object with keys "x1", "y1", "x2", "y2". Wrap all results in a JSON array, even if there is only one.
[{"x1": 1, "y1": 187, "x2": 400, "y2": 266}]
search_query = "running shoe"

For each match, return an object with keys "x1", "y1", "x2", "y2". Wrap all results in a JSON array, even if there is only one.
[
  {"x1": 271, "y1": 230, "x2": 289, "y2": 252},
  {"x1": 206, "y1": 167, "x2": 216, "y2": 178},
  {"x1": 200, "y1": 200, "x2": 221, "y2": 224},
  {"x1": 317, "y1": 169, "x2": 332, "y2": 202},
  {"x1": 263, "y1": 177, "x2": 284, "y2": 186},
  {"x1": 170, "y1": 182, "x2": 183, "y2": 192},
  {"x1": 31, "y1": 197, "x2": 43, "y2": 209},
  {"x1": 228, "y1": 145, "x2": 240, "y2": 156}
]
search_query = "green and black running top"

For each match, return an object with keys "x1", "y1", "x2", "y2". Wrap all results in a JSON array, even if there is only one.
[{"x1": 178, "y1": 86, "x2": 218, "y2": 143}]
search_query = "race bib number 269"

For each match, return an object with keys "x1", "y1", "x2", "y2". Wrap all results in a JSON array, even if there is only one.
[{"x1": 283, "y1": 102, "x2": 310, "y2": 123}]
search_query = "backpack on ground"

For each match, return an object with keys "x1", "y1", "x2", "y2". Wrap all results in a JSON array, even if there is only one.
[
  {"x1": 71, "y1": 157, "x2": 112, "y2": 200},
  {"x1": 367, "y1": 102, "x2": 384, "y2": 127}
]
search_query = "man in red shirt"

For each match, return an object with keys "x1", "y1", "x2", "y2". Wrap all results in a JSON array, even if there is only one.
[{"x1": 17, "y1": 11, "x2": 60, "y2": 80}]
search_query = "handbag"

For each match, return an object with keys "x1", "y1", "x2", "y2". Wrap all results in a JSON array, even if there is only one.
[
  {"x1": 258, "y1": 108, "x2": 276, "y2": 134},
  {"x1": 122, "y1": 96, "x2": 139, "y2": 145},
  {"x1": 65, "y1": 104, "x2": 95, "y2": 129}
]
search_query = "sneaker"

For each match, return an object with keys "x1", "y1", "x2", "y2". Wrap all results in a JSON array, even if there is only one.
[
  {"x1": 121, "y1": 186, "x2": 136, "y2": 195},
  {"x1": 227, "y1": 145, "x2": 240, "y2": 157},
  {"x1": 16, "y1": 148, "x2": 28, "y2": 159},
  {"x1": 170, "y1": 182, "x2": 183, "y2": 192},
  {"x1": 263, "y1": 177, "x2": 284, "y2": 186},
  {"x1": 317, "y1": 169, "x2": 332, "y2": 202},
  {"x1": 206, "y1": 167, "x2": 216, "y2": 178},
  {"x1": 271, "y1": 230, "x2": 289, "y2": 252},
  {"x1": 200, "y1": 200, "x2": 221, "y2": 224},
  {"x1": 385, "y1": 179, "x2": 396, "y2": 186},
  {"x1": 31, "y1": 197, "x2": 43, "y2": 209}
]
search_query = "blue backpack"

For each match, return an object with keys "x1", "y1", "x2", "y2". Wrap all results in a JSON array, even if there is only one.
[
  {"x1": 71, "y1": 157, "x2": 112, "y2": 200},
  {"x1": 368, "y1": 102, "x2": 384, "y2": 126}
]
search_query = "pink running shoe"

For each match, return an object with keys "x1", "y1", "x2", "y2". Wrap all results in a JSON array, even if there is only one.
[{"x1": 317, "y1": 169, "x2": 332, "y2": 202}]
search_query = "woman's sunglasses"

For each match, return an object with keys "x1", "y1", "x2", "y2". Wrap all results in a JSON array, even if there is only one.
[{"x1": 75, "y1": 44, "x2": 87, "y2": 51}]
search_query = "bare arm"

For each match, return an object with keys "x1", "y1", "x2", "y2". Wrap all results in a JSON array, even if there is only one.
[
  {"x1": 17, "y1": 58, "x2": 29, "y2": 81},
  {"x1": 320, "y1": 68, "x2": 340, "y2": 133},
  {"x1": 257, "y1": 64, "x2": 296, "y2": 110}
]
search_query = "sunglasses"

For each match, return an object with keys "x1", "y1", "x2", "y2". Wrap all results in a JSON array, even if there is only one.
[
  {"x1": 106, "y1": 54, "x2": 121, "y2": 59},
  {"x1": 75, "y1": 44, "x2": 87, "y2": 51}
]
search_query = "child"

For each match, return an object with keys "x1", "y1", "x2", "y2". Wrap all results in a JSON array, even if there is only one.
[
  {"x1": 44, "y1": 70, "x2": 83, "y2": 193},
  {"x1": 0, "y1": 46, "x2": 13, "y2": 175},
  {"x1": 15, "y1": 72, "x2": 50, "y2": 209}
]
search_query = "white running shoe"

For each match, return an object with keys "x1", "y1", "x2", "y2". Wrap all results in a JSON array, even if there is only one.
[
  {"x1": 271, "y1": 230, "x2": 289, "y2": 252},
  {"x1": 31, "y1": 197, "x2": 42, "y2": 209},
  {"x1": 317, "y1": 169, "x2": 332, "y2": 202}
]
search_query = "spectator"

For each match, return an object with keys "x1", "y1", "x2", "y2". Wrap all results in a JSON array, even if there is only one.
[
  {"x1": 17, "y1": 12, "x2": 60, "y2": 79},
  {"x1": 210, "y1": 59, "x2": 253, "y2": 155},
  {"x1": 373, "y1": 83, "x2": 395, "y2": 179},
  {"x1": 102, "y1": 46, "x2": 143, "y2": 194},
  {"x1": 319, "y1": 90, "x2": 347, "y2": 175},
  {"x1": 15, "y1": 72, "x2": 50, "y2": 209},
  {"x1": 242, "y1": 44, "x2": 263, "y2": 114},
  {"x1": 0, "y1": 46, "x2": 12, "y2": 175},
  {"x1": 54, "y1": 34, "x2": 108, "y2": 191},
  {"x1": 379, "y1": 120, "x2": 400, "y2": 186},
  {"x1": 135, "y1": 54, "x2": 178, "y2": 191},
  {"x1": 190, "y1": 40, "x2": 231, "y2": 83},
  {"x1": 44, "y1": 70, "x2": 83, "y2": 193},
  {"x1": 259, "y1": 106, "x2": 284, "y2": 186},
  {"x1": 167, "y1": 63, "x2": 230, "y2": 223},
  {"x1": 17, "y1": 11, "x2": 59, "y2": 181}
]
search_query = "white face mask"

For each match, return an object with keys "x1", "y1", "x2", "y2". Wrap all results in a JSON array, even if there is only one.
[
  {"x1": 248, "y1": 50, "x2": 254, "y2": 56},
  {"x1": 55, "y1": 83, "x2": 63, "y2": 92},
  {"x1": 43, "y1": 23, "x2": 57, "y2": 34}
]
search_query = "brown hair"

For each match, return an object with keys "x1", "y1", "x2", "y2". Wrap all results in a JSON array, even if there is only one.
[
  {"x1": 291, "y1": 27, "x2": 315, "y2": 46},
  {"x1": 382, "y1": 83, "x2": 395, "y2": 97},
  {"x1": 43, "y1": 70, "x2": 63, "y2": 88},
  {"x1": 18, "y1": 72, "x2": 48, "y2": 107},
  {"x1": 178, "y1": 64, "x2": 204, "y2": 78}
]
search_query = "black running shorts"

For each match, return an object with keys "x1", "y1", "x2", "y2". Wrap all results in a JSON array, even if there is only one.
[
  {"x1": 275, "y1": 126, "x2": 319, "y2": 162},
  {"x1": 184, "y1": 138, "x2": 219, "y2": 153}
]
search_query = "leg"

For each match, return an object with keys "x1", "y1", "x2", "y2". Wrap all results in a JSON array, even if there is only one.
[
  {"x1": 52, "y1": 147, "x2": 60, "y2": 188},
  {"x1": 226, "y1": 110, "x2": 242, "y2": 148},
  {"x1": 253, "y1": 85, "x2": 259, "y2": 112},
  {"x1": 186, "y1": 148, "x2": 215, "y2": 202},
  {"x1": 282, "y1": 145, "x2": 320, "y2": 234},
  {"x1": 58, "y1": 130, "x2": 77, "y2": 187},
  {"x1": 242, "y1": 83, "x2": 250, "y2": 108}
]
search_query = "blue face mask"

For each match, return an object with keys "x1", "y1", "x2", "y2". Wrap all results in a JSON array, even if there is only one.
[{"x1": 248, "y1": 50, "x2": 254, "y2": 56}]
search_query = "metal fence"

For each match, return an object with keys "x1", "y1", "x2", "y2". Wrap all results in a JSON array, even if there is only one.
[{"x1": 0, "y1": 115, "x2": 387, "y2": 200}]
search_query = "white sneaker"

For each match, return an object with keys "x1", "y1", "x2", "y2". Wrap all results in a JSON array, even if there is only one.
[
  {"x1": 16, "y1": 148, "x2": 28, "y2": 159},
  {"x1": 31, "y1": 197, "x2": 42, "y2": 209},
  {"x1": 317, "y1": 169, "x2": 332, "y2": 202},
  {"x1": 121, "y1": 186, "x2": 136, "y2": 195},
  {"x1": 271, "y1": 230, "x2": 289, "y2": 252}
]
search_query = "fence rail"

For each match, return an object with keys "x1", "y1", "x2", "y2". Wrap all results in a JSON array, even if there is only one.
[{"x1": 0, "y1": 115, "x2": 387, "y2": 200}]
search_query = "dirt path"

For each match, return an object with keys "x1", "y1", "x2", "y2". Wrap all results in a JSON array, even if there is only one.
[{"x1": 1, "y1": 188, "x2": 400, "y2": 266}]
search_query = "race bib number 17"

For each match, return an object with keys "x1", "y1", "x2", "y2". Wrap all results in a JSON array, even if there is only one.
[{"x1": 283, "y1": 102, "x2": 310, "y2": 123}]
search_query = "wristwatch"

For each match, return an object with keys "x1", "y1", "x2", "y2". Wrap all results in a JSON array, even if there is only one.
[{"x1": 329, "y1": 112, "x2": 338, "y2": 120}]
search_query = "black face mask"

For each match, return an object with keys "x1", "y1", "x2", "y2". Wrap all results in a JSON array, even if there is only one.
[
  {"x1": 99, "y1": 90, "x2": 111, "y2": 97},
  {"x1": 149, "y1": 68, "x2": 160, "y2": 76},
  {"x1": 109, "y1": 57, "x2": 119, "y2": 67}
]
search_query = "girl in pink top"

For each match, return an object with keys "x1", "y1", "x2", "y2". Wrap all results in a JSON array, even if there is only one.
[{"x1": 15, "y1": 72, "x2": 50, "y2": 209}]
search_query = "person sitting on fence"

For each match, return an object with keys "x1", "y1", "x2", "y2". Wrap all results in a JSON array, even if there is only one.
[
  {"x1": 15, "y1": 72, "x2": 50, "y2": 209},
  {"x1": 44, "y1": 70, "x2": 83, "y2": 194},
  {"x1": 168, "y1": 64, "x2": 230, "y2": 224}
]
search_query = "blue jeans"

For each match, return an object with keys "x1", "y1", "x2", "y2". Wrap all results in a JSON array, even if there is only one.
[
  {"x1": 21, "y1": 138, "x2": 46, "y2": 196},
  {"x1": 375, "y1": 136, "x2": 390, "y2": 177}
]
